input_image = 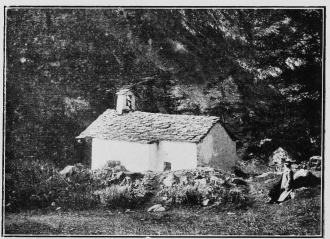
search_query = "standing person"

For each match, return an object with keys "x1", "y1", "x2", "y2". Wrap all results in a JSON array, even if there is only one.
[{"x1": 267, "y1": 160, "x2": 294, "y2": 204}]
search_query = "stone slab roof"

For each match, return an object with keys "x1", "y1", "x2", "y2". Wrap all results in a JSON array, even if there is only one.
[{"x1": 76, "y1": 109, "x2": 221, "y2": 144}]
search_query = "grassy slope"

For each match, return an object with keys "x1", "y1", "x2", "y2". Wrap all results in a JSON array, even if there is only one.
[{"x1": 4, "y1": 175, "x2": 322, "y2": 236}]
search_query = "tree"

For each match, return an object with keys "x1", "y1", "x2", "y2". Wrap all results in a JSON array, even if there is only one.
[{"x1": 5, "y1": 8, "x2": 323, "y2": 165}]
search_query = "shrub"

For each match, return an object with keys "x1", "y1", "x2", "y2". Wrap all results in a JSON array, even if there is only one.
[
  {"x1": 5, "y1": 160, "x2": 100, "y2": 211},
  {"x1": 94, "y1": 185, "x2": 133, "y2": 208},
  {"x1": 94, "y1": 182, "x2": 150, "y2": 209},
  {"x1": 5, "y1": 160, "x2": 155, "y2": 211},
  {"x1": 157, "y1": 182, "x2": 248, "y2": 207},
  {"x1": 5, "y1": 160, "x2": 58, "y2": 211}
]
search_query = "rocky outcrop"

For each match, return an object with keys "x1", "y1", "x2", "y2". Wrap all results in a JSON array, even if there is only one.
[
  {"x1": 309, "y1": 156, "x2": 322, "y2": 171},
  {"x1": 59, "y1": 163, "x2": 84, "y2": 178}
]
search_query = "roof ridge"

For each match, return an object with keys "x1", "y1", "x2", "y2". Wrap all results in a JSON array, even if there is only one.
[{"x1": 106, "y1": 109, "x2": 220, "y2": 119}]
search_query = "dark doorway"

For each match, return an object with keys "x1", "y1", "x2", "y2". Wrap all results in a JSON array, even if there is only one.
[{"x1": 164, "y1": 162, "x2": 171, "y2": 171}]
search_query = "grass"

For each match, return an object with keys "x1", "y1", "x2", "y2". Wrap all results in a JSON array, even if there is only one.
[
  {"x1": 4, "y1": 178, "x2": 322, "y2": 236},
  {"x1": 4, "y1": 159, "x2": 322, "y2": 235}
]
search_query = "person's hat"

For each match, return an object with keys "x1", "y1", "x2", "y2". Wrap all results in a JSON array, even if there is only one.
[{"x1": 283, "y1": 160, "x2": 292, "y2": 166}]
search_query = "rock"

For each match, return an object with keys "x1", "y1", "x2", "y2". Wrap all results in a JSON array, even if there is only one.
[
  {"x1": 264, "y1": 178, "x2": 277, "y2": 184},
  {"x1": 194, "y1": 178, "x2": 207, "y2": 185},
  {"x1": 112, "y1": 165, "x2": 127, "y2": 172},
  {"x1": 268, "y1": 147, "x2": 293, "y2": 168},
  {"x1": 309, "y1": 156, "x2": 321, "y2": 170},
  {"x1": 103, "y1": 167, "x2": 112, "y2": 175},
  {"x1": 197, "y1": 166, "x2": 215, "y2": 172},
  {"x1": 163, "y1": 173, "x2": 179, "y2": 187},
  {"x1": 202, "y1": 199, "x2": 209, "y2": 206},
  {"x1": 291, "y1": 163, "x2": 300, "y2": 171},
  {"x1": 106, "y1": 160, "x2": 121, "y2": 167},
  {"x1": 124, "y1": 172, "x2": 144, "y2": 181},
  {"x1": 59, "y1": 165, "x2": 74, "y2": 177},
  {"x1": 115, "y1": 171, "x2": 124, "y2": 179},
  {"x1": 210, "y1": 175, "x2": 225, "y2": 185},
  {"x1": 231, "y1": 178, "x2": 248, "y2": 185},
  {"x1": 293, "y1": 169, "x2": 320, "y2": 188},
  {"x1": 59, "y1": 165, "x2": 81, "y2": 178},
  {"x1": 256, "y1": 172, "x2": 274, "y2": 178},
  {"x1": 120, "y1": 176, "x2": 132, "y2": 186},
  {"x1": 113, "y1": 166, "x2": 121, "y2": 172},
  {"x1": 75, "y1": 163, "x2": 84, "y2": 169},
  {"x1": 147, "y1": 204, "x2": 163, "y2": 212},
  {"x1": 309, "y1": 156, "x2": 321, "y2": 164},
  {"x1": 154, "y1": 207, "x2": 166, "y2": 212},
  {"x1": 165, "y1": 198, "x2": 173, "y2": 205},
  {"x1": 293, "y1": 169, "x2": 310, "y2": 180},
  {"x1": 179, "y1": 175, "x2": 189, "y2": 185}
]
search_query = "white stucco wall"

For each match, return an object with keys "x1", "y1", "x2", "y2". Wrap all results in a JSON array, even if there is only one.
[
  {"x1": 197, "y1": 123, "x2": 237, "y2": 172},
  {"x1": 156, "y1": 141, "x2": 198, "y2": 171},
  {"x1": 148, "y1": 142, "x2": 160, "y2": 171},
  {"x1": 91, "y1": 138, "x2": 150, "y2": 171},
  {"x1": 92, "y1": 132, "x2": 235, "y2": 172}
]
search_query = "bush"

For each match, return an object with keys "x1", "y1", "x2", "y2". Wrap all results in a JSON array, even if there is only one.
[
  {"x1": 94, "y1": 185, "x2": 133, "y2": 208},
  {"x1": 5, "y1": 160, "x2": 99, "y2": 211},
  {"x1": 5, "y1": 160, "x2": 249, "y2": 211},
  {"x1": 157, "y1": 182, "x2": 248, "y2": 207},
  {"x1": 94, "y1": 180, "x2": 151, "y2": 209},
  {"x1": 5, "y1": 159, "x2": 155, "y2": 211}
]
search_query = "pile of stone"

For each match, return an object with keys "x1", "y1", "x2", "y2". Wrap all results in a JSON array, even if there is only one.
[
  {"x1": 101, "y1": 160, "x2": 127, "y2": 174},
  {"x1": 59, "y1": 163, "x2": 84, "y2": 178},
  {"x1": 158, "y1": 167, "x2": 246, "y2": 187},
  {"x1": 58, "y1": 163, "x2": 251, "y2": 211},
  {"x1": 308, "y1": 156, "x2": 322, "y2": 171},
  {"x1": 154, "y1": 167, "x2": 248, "y2": 208}
]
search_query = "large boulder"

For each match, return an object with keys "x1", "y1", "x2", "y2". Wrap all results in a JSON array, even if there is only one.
[
  {"x1": 154, "y1": 206, "x2": 166, "y2": 212},
  {"x1": 147, "y1": 204, "x2": 163, "y2": 212},
  {"x1": 309, "y1": 156, "x2": 322, "y2": 171},
  {"x1": 106, "y1": 160, "x2": 121, "y2": 167},
  {"x1": 59, "y1": 165, "x2": 80, "y2": 178},
  {"x1": 194, "y1": 178, "x2": 207, "y2": 185},
  {"x1": 163, "y1": 173, "x2": 179, "y2": 187},
  {"x1": 293, "y1": 169, "x2": 321, "y2": 189},
  {"x1": 268, "y1": 147, "x2": 293, "y2": 169},
  {"x1": 231, "y1": 178, "x2": 248, "y2": 186}
]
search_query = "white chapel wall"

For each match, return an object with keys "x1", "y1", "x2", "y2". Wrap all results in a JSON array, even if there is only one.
[
  {"x1": 197, "y1": 123, "x2": 237, "y2": 172},
  {"x1": 156, "y1": 141, "x2": 198, "y2": 171},
  {"x1": 91, "y1": 138, "x2": 150, "y2": 171},
  {"x1": 148, "y1": 142, "x2": 161, "y2": 171}
]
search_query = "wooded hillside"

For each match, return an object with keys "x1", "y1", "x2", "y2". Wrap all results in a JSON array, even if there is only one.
[{"x1": 5, "y1": 8, "x2": 323, "y2": 166}]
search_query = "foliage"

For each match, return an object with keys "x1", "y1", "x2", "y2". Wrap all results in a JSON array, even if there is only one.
[
  {"x1": 5, "y1": 160, "x2": 100, "y2": 211},
  {"x1": 5, "y1": 160, "x2": 153, "y2": 211},
  {"x1": 94, "y1": 183, "x2": 149, "y2": 209},
  {"x1": 5, "y1": 183, "x2": 321, "y2": 235},
  {"x1": 157, "y1": 178, "x2": 248, "y2": 207},
  {"x1": 5, "y1": 8, "x2": 323, "y2": 167}
]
